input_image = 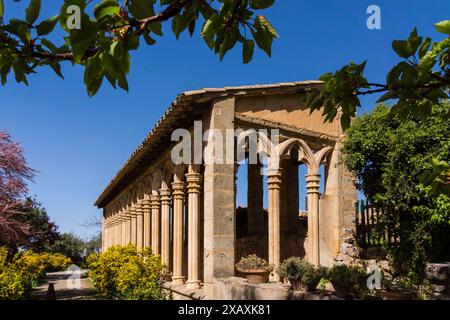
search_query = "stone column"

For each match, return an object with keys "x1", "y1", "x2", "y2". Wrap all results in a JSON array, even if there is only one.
[
  {"x1": 306, "y1": 174, "x2": 321, "y2": 265},
  {"x1": 115, "y1": 215, "x2": 121, "y2": 246},
  {"x1": 172, "y1": 181, "x2": 185, "y2": 285},
  {"x1": 247, "y1": 163, "x2": 265, "y2": 236},
  {"x1": 186, "y1": 172, "x2": 202, "y2": 289},
  {"x1": 130, "y1": 204, "x2": 137, "y2": 246},
  {"x1": 268, "y1": 170, "x2": 282, "y2": 282},
  {"x1": 160, "y1": 188, "x2": 171, "y2": 268},
  {"x1": 143, "y1": 198, "x2": 151, "y2": 248},
  {"x1": 121, "y1": 212, "x2": 127, "y2": 246},
  {"x1": 104, "y1": 218, "x2": 109, "y2": 249},
  {"x1": 203, "y1": 97, "x2": 236, "y2": 298},
  {"x1": 136, "y1": 201, "x2": 144, "y2": 250},
  {"x1": 125, "y1": 208, "x2": 131, "y2": 244},
  {"x1": 150, "y1": 194, "x2": 161, "y2": 255}
]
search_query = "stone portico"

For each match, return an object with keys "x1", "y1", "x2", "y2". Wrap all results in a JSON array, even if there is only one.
[{"x1": 95, "y1": 81, "x2": 357, "y2": 299}]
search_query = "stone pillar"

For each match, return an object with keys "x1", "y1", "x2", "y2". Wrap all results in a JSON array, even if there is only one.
[
  {"x1": 121, "y1": 213, "x2": 127, "y2": 246},
  {"x1": 104, "y1": 218, "x2": 109, "y2": 249},
  {"x1": 125, "y1": 208, "x2": 131, "y2": 244},
  {"x1": 247, "y1": 163, "x2": 265, "y2": 236},
  {"x1": 136, "y1": 201, "x2": 144, "y2": 250},
  {"x1": 115, "y1": 215, "x2": 121, "y2": 246},
  {"x1": 306, "y1": 174, "x2": 321, "y2": 265},
  {"x1": 160, "y1": 188, "x2": 171, "y2": 268},
  {"x1": 172, "y1": 181, "x2": 185, "y2": 285},
  {"x1": 150, "y1": 194, "x2": 161, "y2": 255},
  {"x1": 203, "y1": 97, "x2": 236, "y2": 298},
  {"x1": 111, "y1": 217, "x2": 116, "y2": 246},
  {"x1": 268, "y1": 170, "x2": 282, "y2": 282},
  {"x1": 130, "y1": 204, "x2": 137, "y2": 246},
  {"x1": 186, "y1": 172, "x2": 202, "y2": 289},
  {"x1": 143, "y1": 198, "x2": 151, "y2": 248}
]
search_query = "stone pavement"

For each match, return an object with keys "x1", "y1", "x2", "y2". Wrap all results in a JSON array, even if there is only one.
[{"x1": 31, "y1": 270, "x2": 104, "y2": 300}]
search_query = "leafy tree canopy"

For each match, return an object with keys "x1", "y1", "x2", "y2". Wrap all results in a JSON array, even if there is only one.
[
  {"x1": 0, "y1": 0, "x2": 278, "y2": 96},
  {"x1": 342, "y1": 102, "x2": 450, "y2": 280}
]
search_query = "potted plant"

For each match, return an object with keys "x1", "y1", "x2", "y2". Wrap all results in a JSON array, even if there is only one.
[
  {"x1": 278, "y1": 257, "x2": 327, "y2": 292},
  {"x1": 236, "y1": 254, "x2": 273, "y2": 284},
  {"x1": 379, "y1": 275, "x2": 416, "y2": 300},
  {"x1": 327, "y1": 264, "x2": 367, "y2": 298}
]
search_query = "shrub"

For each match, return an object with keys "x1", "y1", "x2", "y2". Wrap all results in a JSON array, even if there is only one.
[
  {"x1": 45, "y1": 253, "x2": 72, "y2": 272},
  {"x1": 0, "y1": 265, "x2": 29, "y2": 300},
  {"x1": 327, "y1": 264, "x2": 367, "y2": 285},
  {"x1": 88, "y1": 244, "x2": 166, "y2": 300},
  {"x1": 0, "y1": 248, "x2": 73, "y2": 300},
  {"x1": 278, "y1": 257, "x2": 327, "y2": 291},
  {"x1": 235, "y1": 254, "x2": 273, "y2": 273}
]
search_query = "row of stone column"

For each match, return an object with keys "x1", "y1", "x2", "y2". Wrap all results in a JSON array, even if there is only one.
[{"x1": 103, "y1": 172, "x2": 202, "y2": 289}]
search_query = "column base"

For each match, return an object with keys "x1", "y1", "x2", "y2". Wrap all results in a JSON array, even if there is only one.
[
  {"x1": 171, "y1": 276, "x2": 186, "y2": 285},
  {"x1": 186, "y1": 280, "x2": 201, "y2": 290}
]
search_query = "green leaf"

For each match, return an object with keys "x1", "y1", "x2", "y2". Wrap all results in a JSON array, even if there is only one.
[
  {"x1": 125, "y1": 33, "x2": 139, "y2": 50},
  {"x1": 143, "y1": 32, "x2": 156, "y2": 45},
  {"x1": 392, "y1": 40, "x2": 415, "y2": 59},
  {"x1": 249, "y1": 0, "x2": 275, "y2": 10},
  {"x1": 40, "y1": 38, "x2": 59, "y2": 53},
  {"x1": 17, "y1": 23, "x2": 31, "y2": 44},
  {"x1": 418, "y1": 37, "x2": 431, "y2": 59},
  {"x1": 0, "y1": 0, "x2": 4, "y2": 19},
  {"x1": 243, "y1": 39, "x2": 254, "y2": 63},
  {"x1": 219, "y1": 28, "x2": 238, "y2": 60},
  {"x1": 110, "y1": 41, "x2": 124, "y2": 58},
  {"x1": 201, "y1": 14, "x2": 222, "y2": 49},
  {"x1": 94, "y1": 0, "x2": 120, "y2": 22},
  {"x1": 148, "y1": 21, "x2": 163, "y2": 36},
  {"x1": 255, "y1": 15, "x2": 278, "y2": 38},
  {"x1": 435, "y1": 20, "x2": 450, "y2": 34},
  {"x1": 36, "y1": 15, "x2": 59, "y2": 36},
  {"x1": 129, "y1": 0, "x2": 155, "y2": 20},
  {"x1": 49, "y1": 63, "x2": 64, "y2": 79},
  {"x1": 25, "y1": 0, "x2": 41, "y2": 24}
]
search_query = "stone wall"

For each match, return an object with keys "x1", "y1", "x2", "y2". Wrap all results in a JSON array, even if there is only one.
[{"x1": 426, "y1": 262, "x2": 450, "y2": 300}]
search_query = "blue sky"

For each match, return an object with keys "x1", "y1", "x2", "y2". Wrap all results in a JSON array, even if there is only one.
[{"x1": 1, "y1": 0, "x2": 448, "y2": 238}]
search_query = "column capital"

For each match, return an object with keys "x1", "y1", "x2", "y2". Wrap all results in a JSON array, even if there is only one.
[
  {"x1": 150, "y1": 194, "x2": 161, "y2": 208},
  {"x1": 159, "y1": 188, "x2": 171, "y2": 204},
  {"x1": 171, "y1": 181, "x2": 185, "y2": 199},
  {"x1": 305, "y1": 174, "x2": 321, "y2": 194},
  {"x1": 141, "y1": 198, "x2": 151, "y2": 210},
  {"x1": 267, "y1": 171, "x2": 282, "y2": 190},
  {"x1": 186, "y1": 173, "x2": 202, "y2": 193},
  {"x1": 135, "y1": 201, "x2": 144, "y2": 216},
  {"x1": 129, "y1": 205, "x2": 137, "y2": 217}
]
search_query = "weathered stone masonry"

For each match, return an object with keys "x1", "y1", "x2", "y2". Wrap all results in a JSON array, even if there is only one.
[{"x1": 95, "y1": 81, "x2": 357, "y2": 299}]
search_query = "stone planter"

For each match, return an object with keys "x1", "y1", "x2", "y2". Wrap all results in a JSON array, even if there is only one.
[
  {"x1": 331, "y1": 281, "x2": 354, "y2": 298},
  {"x1": 242, "y1": 270, "x2": 270, "y2": 284},
  {"x1": 290, "y1": 278, "x2": 320, "y2": 292},
  {"x1": 379, "y1": 289, "x2": 415, "y2": 300}
]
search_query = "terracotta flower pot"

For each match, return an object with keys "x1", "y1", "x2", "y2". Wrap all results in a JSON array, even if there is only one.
[
  {"x1": 243, "y1": 270, "x2": 270, "y2": 284},
  {"x1": 290, "y1": 278, "x2": 320, "y2": 292},
  {"x1": 379, "y1": 289, "x2": 415, "y2": 300},
  {"x1": 331, "y1": 281, "x2": 354, "y2": 298}
]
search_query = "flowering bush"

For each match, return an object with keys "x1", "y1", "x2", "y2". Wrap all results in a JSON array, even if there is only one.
[
  {"x1": 0, "y1": 248, "x2": 73, "y2": 300},
  {"x1": 88, "y1": 244, "x2": 167, "y2": 300}
]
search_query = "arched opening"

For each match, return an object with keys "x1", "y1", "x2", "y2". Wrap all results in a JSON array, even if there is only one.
[
  {"x1": 279, "y1": 148, "x2": 307, "y2": 261},
  {"x1": 235, "y1": 152, "x2": 269, "y2": 262}
]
